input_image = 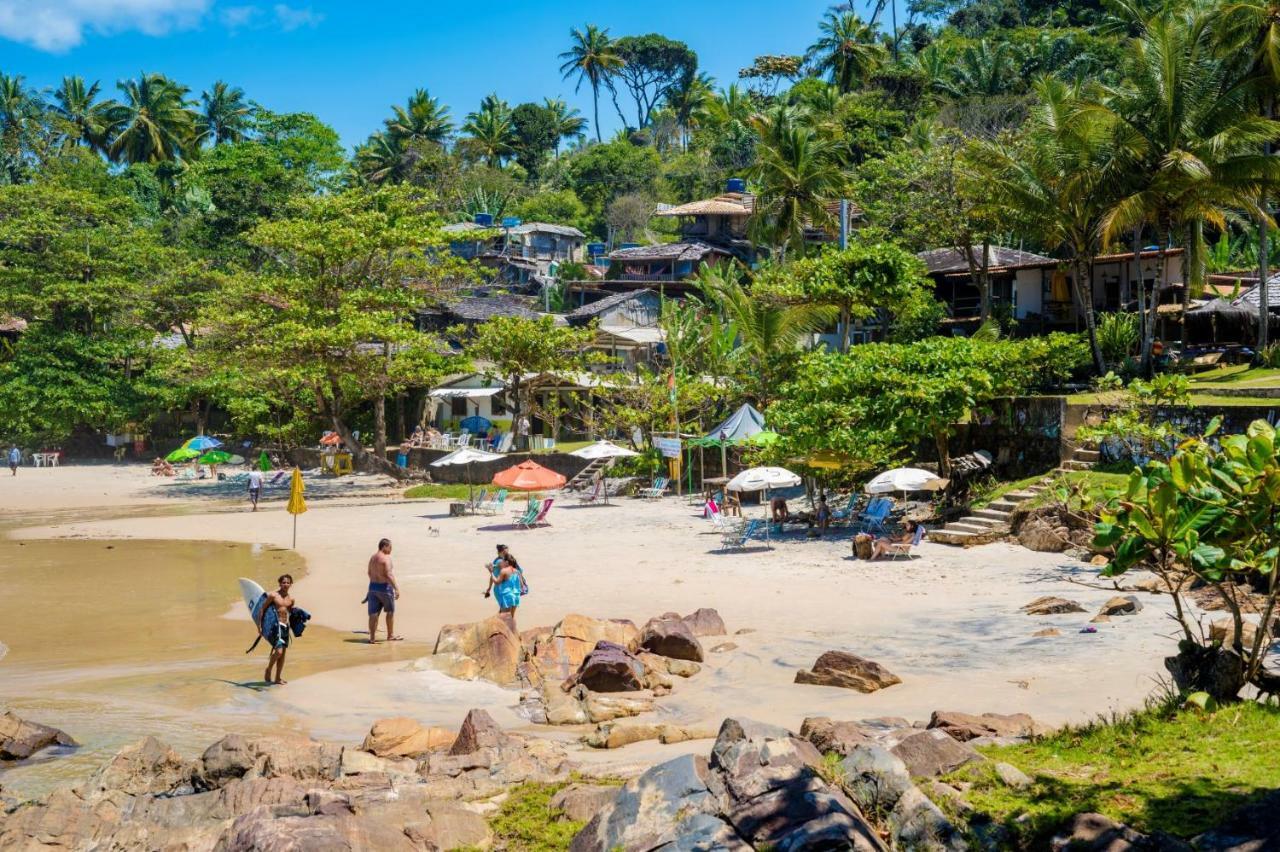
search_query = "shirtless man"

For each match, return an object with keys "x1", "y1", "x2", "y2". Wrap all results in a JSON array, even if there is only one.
[
  {"x1": 257, "y1": 574, "x2": 295, "y2": 685},
  {"x1": 366, "y1": 538, "x2": 402, "y2": 643}
]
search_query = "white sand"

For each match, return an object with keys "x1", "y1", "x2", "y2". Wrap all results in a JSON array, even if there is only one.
[{"x1": 2, "y1": 464, "x2": 1185, "y2": 766}]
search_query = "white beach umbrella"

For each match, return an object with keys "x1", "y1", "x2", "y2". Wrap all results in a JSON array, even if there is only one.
[
  {"x1": 569, "y1": 440, "x2": 639, "y2": 460},
  {"x1": 726, "y1": 466, "x2": 802, "y2": 492},
  {"x1": 430, "y1": 447, "x2": 504, "y2": 504},
  {"x1": 865, "y1": 467, "x2": 948, "y2": 494}
]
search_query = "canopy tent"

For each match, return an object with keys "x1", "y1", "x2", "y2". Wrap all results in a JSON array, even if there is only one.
[
  {"x1": 687, "y1": 403, "x2": 770, "y2": 477},
  {"x1": 492, "y1": 460, "x2": 566, "y2": 491},
  {"x1": 432, "y1": 446, "x2": 504, "y2": 504},
  {"x1": 865, "y1": 467, "x2": 949, "y2": 494}
]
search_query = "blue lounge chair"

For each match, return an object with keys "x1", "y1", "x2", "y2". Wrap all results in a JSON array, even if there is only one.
[
  {"x1": 830, "y1": 494, "x2": 859, "y2": 523},
  {"x1": 721, "y1": 519, "x2": 765, "y2": 550},
  {"x1": 855, "y1": 498, "x2": 892, "y2": 534},
  {"x1": 639, "y1": 477, "x2": 669, "y2": 500}
]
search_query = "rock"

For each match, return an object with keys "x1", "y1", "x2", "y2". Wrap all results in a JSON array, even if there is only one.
[
  {"x1": 734, "y1": 628, "x2": 756, "y2": 635},
  {"x1": 217, "y1": 808, "x2": 422, "y2": 851},
  {"x1": 361, "y1": 717, "x2": 455, "y2": 758},
  {"x1": 542, "y1": 683, "x2": 591, "y2": 726},
  {"x1": 710, "y1": 642, "x2": 738, "y2": 653},
  {"x1": 889, "y1": 784, "x2": 966, "y2": 850},
  {"x1": 1091, "y1": 554, "x2": 1110, "y2": 566},
  {"x1": 411, "y1": 801, "x2": 495, "y2": 851},
  {"x1": 634, "y1": 652, "x2": 676, "y2": 689},
  {"x1": 1194, "y1": 787, "x2": 1280, "y2": 851},
  {"x1": 1091, "y1": 613, "x2": 1112, "y2": 624},
  {"x1": 794, "y1": 651, "x2": 902, "y2": 693},
  {"x1": 1034, "y1": 628, "x2": 1062, "y2": 637},
  {"x1": 566, "y1": 641, "x2": 646, "y2": 693},
  {"x1": 1022, "y1": 596, "x2": 1086, "y2": 615},
  {"x1": 682, "y1": 608, "x2": 727, "y2": 637},
  {"x1": 0, "y1": 712, "x2": 77, "y2": 761},
  {"x1": 800, "y1": 717, "x2": 873, "y2": 756},
  {"x1": 528, "y1": 614, "x2": 641, "y2": 685},
  {"x1": 1050, "y1": 812, "x2": 1159, "y2": 851},
  {"x1": 585, "y1": 722, "x2": 664, "y2": 749},
  {"x1": 199, "y1": 733, "x2": 341, "y2": 787},
  {"x1": 889, "y1": 730, "x2": 982, "y2": 778},
  {"x1": 448, "y1": 708, "x2": 511, "y2": 756},
  {"x1": 838, "y1": 744, "x2": 912, "y2": 816},
  {"x1": 927, "y1": 711, "x2": 1045, "y2": 742},
  {"x1": 337, "y1": 746, "x2": 418, "y2": 780},
  {"x1": 638, "y1": 616, "x2": 705, "y2": 662},
  {"x1": 1099, "y1": 595, "x2": 1143, "y2": 616},
  {"x1": 432, "y1": 616, "x2": 521, "y2": 685},
  {"x1": 85, "y1": 737, "x2": 195, "y2": 796},
  {"x1": 658, "y1": 724, "x2": 717, "y2": 745},
  {"x1": 1209, "y1": 618, "x2": 1265, "y2": 649},
  {"x1": 664, "y1": 658, "x2": 701, "y2": 678},
  {"x1": 584, "y1": 691, "x2": 655, "y2": 723},
  {"x1": 925, "y1": 780, "x2": 973, "y2": 814},
  {"x1": 411, "y1": 651, "x2": 481, "y2": 681},
  {"x1": 1018, "y1": 515, "x2": 1068, "y2": 552},
  {"x1": 994, "y1": 761, "x2": 1032, "y2": 789},
  {"x1": 550, "y1": 784, "x2": 620, "y2": 823}
]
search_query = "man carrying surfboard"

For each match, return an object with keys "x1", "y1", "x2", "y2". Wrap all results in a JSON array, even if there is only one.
[
  {"x1": 258, "y1": 574, "x2": 295, "y2": 684},
  {"x1": 366, "y1": 538, "x2": 402, "y2": 644}
]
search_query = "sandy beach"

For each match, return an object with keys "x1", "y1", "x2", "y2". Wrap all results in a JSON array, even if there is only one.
[{"x1": 0, "y1": 463, "x2": 1186, "y2": 796}]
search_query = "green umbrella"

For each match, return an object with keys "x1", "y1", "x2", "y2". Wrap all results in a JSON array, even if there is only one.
[
  {"x1": 745, "y1": 430, "x2": 780, "y2": 447},
  {"x1": 166, "y1": 446, "x2": 201, "y2": 463},
  {"x1": 258, "y1": 451, "x2": 272, "y2": 472},
  {"x1": 198, "y1": 450, "x2": 233, "y2": 465}
]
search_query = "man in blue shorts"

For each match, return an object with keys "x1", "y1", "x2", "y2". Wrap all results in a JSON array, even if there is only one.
[{"x1": 365, "y1": 538, "x2": 401, "y2": 643}]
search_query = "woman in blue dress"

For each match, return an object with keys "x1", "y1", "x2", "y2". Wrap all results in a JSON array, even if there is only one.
[{"x1": 485, "y1": 553, "x2": 522, "y2": 628}]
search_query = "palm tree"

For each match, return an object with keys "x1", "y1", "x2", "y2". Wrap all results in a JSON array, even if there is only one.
[
  {"x1": 1100, "y1": 9, "x2": 1280, "y2": 373},
  {"x1": 806, "y1": 10, "x2": 885, "y2": 94},
  {"x1": 354, "y1": 131, "x2": 409, "y2": 185},
  {"x1": 967, "y1": 78, "x2": 1118, "y2": 373},
  {"x1": 460, "y1": 94, "x2": 515, "y2": 167},
  {"x1": 559, "y1": 24, "x2": 624, "y2": 143},
  {"x1": 663, "y1": 72, "x2": 713, "y2": 150},
  {"x1": 107, "y1": 73, "x2": 197, "y2": 164},
  {"x1": 197, "y1": 81, "x2": 251, "y2": 146},
  {"x1": 385, "y1": 88, "x2": 453, "y2": 147},
  {"x1": 0, "y1": 73, "x2": 41, "y2": 156},
  {"x1": 50, "y1": 76, "x2": 116, "y2": 154},
  {"x1": 704, "y1": 83, "x2": 754, "y2": 131},
  {"x1": 543, "y1": 97, "x2": 586, "y2": 154},
  {"x1": 941, "y1": 41, "x2": 1022, "y2": 97},
  {"x1": 1214, "y1": 0, "x2": 1280, "y2": 349},
  {"x1": 748, "y1": 109, "x2": 845, "y2": 259}
]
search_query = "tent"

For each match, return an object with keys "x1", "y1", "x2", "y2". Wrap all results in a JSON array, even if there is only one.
[
  {"x1": 1185, "y1": 298, "x2": 1256, "y2": 345},
  {"x1": 688, "y1": 403, "x2": 769, "y2": 476}
]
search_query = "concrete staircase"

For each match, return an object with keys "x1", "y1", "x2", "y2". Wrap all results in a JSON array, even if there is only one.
[
  {"x1": 927, "y1": 484, "x2": 1047, "y2": 546},
  {"x1": 564, "y1": 457, "x2": 611, "y2": 491},
  {"x1": 1058, "y1": 444, "x2": 1100, "y2": 473}
]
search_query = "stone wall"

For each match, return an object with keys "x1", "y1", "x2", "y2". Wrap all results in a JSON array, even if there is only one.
[{"x1": 933, "y1": 396, "x2": 1066, "y2": 479}]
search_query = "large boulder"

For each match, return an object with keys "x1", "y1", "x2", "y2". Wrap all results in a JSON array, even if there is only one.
[
  {"x1": 927, "y1": 710, "x2": 1045, "y2": 742},
  {"x1": 432, "y1": 616, "x2": 521, "y2": 685},
  {"x1": 800, "y1": 717, "x2": 873, "y2": 756},
  {"x1": 889, "y1": 730, "x2": 982, "y2": 778},
  {"x1": 1022, "y1": 596, "x2": 1086, "y2": 615},
  {"x1": 361, "y1": 717, "x2": 455, "y2": 758},
  {"x1": 638, "y1": 616, "x2": 705, "y2": 662},
  {"x1": 794, "y1": 651, "x2": 902, "y2": 692},
  {"x1": 0, "y1": 712, "x2": 77, "y2": 761},
  {"x1": 1195, "y1": 788, "x2": 1280, "y2": 850},
  {"x1": 527, "y1": 614, "x2": 641, "y2": 685},
  {"x1": 199, "y1": 733, "x2": 342, "y2": 787},
  {"x1": 682, "y1": 608, "x2": 728, "y2": 637},
  {"x1": 565, "y1": 641, "x2": 646, "y2": 693},
  {"x1": 84, "y1": 737, "x2": 196, "y2": 797},
  {"x1": 448, "y1": 708, "x2": 512, "y2": 756},
  {"x1": 551, "y1": 784, "x2": 621, "y2": 823},
  {"x1": 838, "y1": 744, "x2": 913, "y2": 816}
]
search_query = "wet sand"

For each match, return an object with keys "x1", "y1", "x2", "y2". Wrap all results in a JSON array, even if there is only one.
[{"x1": 1, "y1": 464, "x2": 1189, "y2": 796}]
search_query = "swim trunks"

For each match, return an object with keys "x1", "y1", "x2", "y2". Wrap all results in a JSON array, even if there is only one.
[{"x1": 367, "y1": 581, "x2": 395, "y2": 615}]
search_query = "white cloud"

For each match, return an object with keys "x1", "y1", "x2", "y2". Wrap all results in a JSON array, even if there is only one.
[
  {"x1": 272, "y1": 3, "x2": 321, "y2": 31},
  {"x1": 218, "y1": 4, "x2": 259, "y2": 30},
  {"x1": 0, "y1": 0, "x2": 210, "y2": 51}
]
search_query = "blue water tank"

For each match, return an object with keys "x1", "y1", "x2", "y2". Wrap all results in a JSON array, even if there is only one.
[
  {"x1": 474, "y1": 212, "x2": 494, "y2": 227},
  {"x1": 726, "y1": 177, "x2": 746, "y2": 193},
  {"x1": 587, "y1": 242, "x2": 606, "y2": 257},
  {"x1": 1142, "y1": 245, "x2": 1160, "y2": 252},
  {"x1": 620, "y1": 242, "x2": 640, "y2": 249},
  {"x1": 502, "y1": 217, "x2": 521, "y2": 229}
]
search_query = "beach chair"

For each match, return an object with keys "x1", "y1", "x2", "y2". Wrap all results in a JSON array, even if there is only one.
[
  {"x1": 496, "y1": 432, "x2": 514, "y2": 453},
  {"x1": 639, "y1": 476, "x2": 669, "y2": 500},
  {"x1": 887, "y1": 524, "x2": 927, "y2": 560},
  {"x1": 519, "y1": 498, "x2": 554, "y2": 529},
  {"x1": 830, "y1": 494, "x2": 859, "y2": 523},
  {"x1": 707, "y1": 503, "x2": 733, "y2": 532},
  {"x1": 456, "y1": 432, "x2": 472, "y2": 449},
  {"x1": 481, "y1": 489, "x2": 507, "y2": 515},
  {"x1": 512, "y1": 495, "x2": 540, "y2": 520},
  {"x1": 470, "y1": 488, "x2": 488, "y2": 513},
  {"x1": 437, "y1": 432, "x2": 453, "y2": 449},
  {"x1": 576, "y1": 480, "x2": 603, "y2": 504},
  {"x1": 720, "y1": 519, "x2": 764, "y2": 550},
  {"x1": 855, "y1": 498, "x2": 891, "y2": 534}
]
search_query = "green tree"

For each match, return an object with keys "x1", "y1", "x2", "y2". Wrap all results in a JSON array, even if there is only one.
[
  {"x1": 663, "y1": 71, "x2": 713, "y2": 150},
  {"x1": 753, "y1": 239, "x2": 935, "y2": 352},
  {"x1": 460, "y1": 94, "x2": 516, "y2": 167},
  {"x1": 106, "y1": 73, "x2": 197, "y2": 164},
  {"x1": 251, "y1": 109, "x2": 345, "y2": 192},
  {"x1": 510, "y1": 102, "x2": 559, "y2": 177},
  {"x1": 563, "y1": 138, "x2": 661, "y2": 217},
  {"x1": 748, "y1": 109, "x2": 845, "y2": 258},
  {"x1": 385, "y1": 88, "x2": 453, "y2": 147},
  {"x1": 806, "y1": 10, "x2": 886, "y2": 94},
  {"x1": 559, "y1": 24, "x2": 624, "y2": 143},
  {"x1": 198, "y1": 187, "x2": 471, "y2": 473},
  {"x1": 610, "y1": 34, "x2": 699, "y2": 129},
  {"x1": 49, "y1": 76, "x2": 115, "y2": 155},
  {"x1": 0, "y1": 72, "x2": 44, "y2": 182},
  {"x1": 543, "y1": 97, "x2": 586, "y2": 154},
  {"x1": 197, "y1": 81, "x2": 251, "y2": 146}
]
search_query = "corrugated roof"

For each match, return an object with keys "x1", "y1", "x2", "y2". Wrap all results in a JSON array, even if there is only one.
[
  {"x1": 1234, "y1": 274, "x2": 1280, "y2": 309},
  {"x1": 567, "y1": 289, "x2": 659, "y2": 320},
  {"x1": 442, "y1": 221, "x2": 492, "y2": 234},
  {"x1": 510, "y1": 222, "x2": 586, "y2": 238},
  {"x1": 609, "y1": 240, "x2": 730, "y2": 263},
  {"x1": 917, "y1": 246, "x2": 1057, "y2": 274}
]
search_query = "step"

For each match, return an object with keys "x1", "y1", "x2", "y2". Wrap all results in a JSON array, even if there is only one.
[
  {"x1": 1060, "y1": 460, "x2": 1093, "y2": 471},
  {"x1": 955, "y1": 515, "x2": 1005, "y2": 528},
  {"x1": 944, "y1": 521, "x2": 1003, "y2": 535},
  {"x1": 971, "y1": 508, "x2": 1012, "y2": 522},
  {"x1": 988, "y1": 500, "x2": 1021, "y2": 513},
  {"x1": 1072, "y1": 449, "x2": 1101, "y2": 462},
  {"x1": 928, "y1": 528, "x2": 996, "y2": 546},
  {"x1": 1005, "y1": 490, "x2": 1042, "y2": 501}
]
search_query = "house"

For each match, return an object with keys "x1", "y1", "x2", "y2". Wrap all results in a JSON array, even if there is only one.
[
  {"x1": 1233, "y1": 273, "x2": 1280, "y2": 312},
  {"x1": 508, "y1": 222, "x2": 586, "y2": 263},
  {"x1": 918, "y1": 245, "x2": 1185, "y2": 325},
  {"x1": 443, "y1": 217, "x2": 585, "y2": 290},
  {"x1": 566, "y1": 289, "x2": 665, "y2": 372},
  {"x1": 416, "y1": 292, "x2": 553, "y2": 338},
  {"x1": 427, "y1": 373, "x2": 509, "y2": 432},
  {"x1": 606, "y1": 241, "x2": 736, "y2": 285}
]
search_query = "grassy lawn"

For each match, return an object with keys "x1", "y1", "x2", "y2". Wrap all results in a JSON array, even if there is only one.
[
  {"x1": 1186, "y1": 365, "x2": 1280, "y2": 389},
  {"x1": 971, "y1": 469, "x2": 1130, "y2": 511},
  {"x1": 942, "y1": 700, "x2": 1280, "y2": 848},
  {"x1": 1066, "y1": 390, "x2": 1280, "y2": 407},
  {"x1": 529, "y1": 439, "x2": 592, "y2": 455},
  {"x1": 402, "y1": 482, "x2": 474, "y2": 500}
]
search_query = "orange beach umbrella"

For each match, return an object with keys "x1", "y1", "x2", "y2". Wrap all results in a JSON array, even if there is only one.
[{"x1": 492, "y1": 460, "x2": 566, "y2": 491}]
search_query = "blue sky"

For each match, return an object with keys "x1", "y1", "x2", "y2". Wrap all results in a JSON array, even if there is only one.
[{"x1": 0, "y1": 0, "x2": 884, "y2": 149}]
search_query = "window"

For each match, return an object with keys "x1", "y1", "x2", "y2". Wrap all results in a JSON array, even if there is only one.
[{"x1": 450, "y1": 397, "x2": 467, "y2": 417}]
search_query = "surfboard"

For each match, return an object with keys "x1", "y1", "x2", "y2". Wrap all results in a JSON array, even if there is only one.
[{"x1": 238, "y1": 577, "x2": 276, "y2": 644}]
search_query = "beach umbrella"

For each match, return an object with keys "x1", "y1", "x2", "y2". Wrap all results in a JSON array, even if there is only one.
[
  {"x1": 198, "y1": 450, "x2": 232, "y2": 465},
  {"x1": 431, "y1": 446, "x2": 503, "y2": 504},
  {"x1": 257, "y1": 451, "x2": 271, "y2": 472},
  {"x1": 492, "y1": 459, "x2": 567, "y2": 491},
  {"x1": 319, "y1": 432, "x2": 341, "y2": 446},
  {"x1": 166, "y1": 446, "x2": 200, "y2": 463},
  {"x1": 865, "y1": 467, "x2": 948, "y2": 494},
  {"x1": 286, "y1": 467, "x2": 307, "y2": 548},
  {"x1": 459, "y1": 415, "x2": 492, "y2": 433},
  {"x1": 726, "y1": 466, "x2": 801, "y2": 492},
  {"x1": 183, "y1": 435, "x2": 222, "y2": 451}
]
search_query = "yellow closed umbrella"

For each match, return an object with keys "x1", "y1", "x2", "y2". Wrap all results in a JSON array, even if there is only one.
[{"x1": 286, "y1": 467, "x2": 307, "y2": 548}]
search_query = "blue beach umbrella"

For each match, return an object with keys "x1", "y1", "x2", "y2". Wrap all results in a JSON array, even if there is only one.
[
  {"x1": 460, "y1": 415, "x2": 492, "y2": 433},
  {"x1": 183, "y1": 435, "x2": 223, "y2": 451}
]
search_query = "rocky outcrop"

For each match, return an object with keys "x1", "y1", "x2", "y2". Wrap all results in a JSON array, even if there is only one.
[
  {"x1": 1099, "y1": 595, "x2": 1143, "y2": 617},
  {"x1": 927, "y1": 711, "x2": 1045, "y2": 742},
  {"x1": 361, "y1": 717, "x2": 456, "y2": 758},
  {"x1": 571, "y1": 717, "x2": 886, "y2": 852},
  {"x1": 526, "y1": 614, "x2": 641, "y2": 686},
  {"x1": 584, "y1": 721, "x2": 717, "y2": 750},
  {"x1": 1022, "y1": 596, "x2": 1086, "y2": 615},
  {"x1": 0, "y1": 711, "x2": 77, "y2": 761},
  {"x1": 889, "y1": 730, "x2": 983, "y2": 778},
  {"x1": 449, "y1": 708, "x2": 511, "y2": 756},
  {"x1": 794, "y1": 651, "x2": 902, "y2": 692},
  {"x1": 638, "y1": 615, "x2": 705, "y2": 662},
  {"x1": 85, "y1": 736, "x2": 197, "y2": 796},
  {"x1": 799, "y1": 716, "x2": 873, "y2": 756},
  {"x1": 682, "y1": 608, "x2": 728, "y2": 637},
  {"x1": 551, "y1": 784, "x2": 622, "y2": 823},
  {"x1": 1017, "y1": 514, "x2": 1070, "y2": 552},
  {"x1": 432, "y1": 616, "x2": 521, "y2": 685},
  {"x1": 564, "y1": 640, "x2": 646, "y2": 693}
]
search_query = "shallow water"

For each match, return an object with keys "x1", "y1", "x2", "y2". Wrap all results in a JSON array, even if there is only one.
[{"x1": 0, "y1": 535, "x2": 430, "y2": 797}]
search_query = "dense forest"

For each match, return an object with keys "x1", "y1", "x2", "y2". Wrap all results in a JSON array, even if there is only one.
[{"x1": 1, "y1": 0, "x2": 1278, "y2": 474}]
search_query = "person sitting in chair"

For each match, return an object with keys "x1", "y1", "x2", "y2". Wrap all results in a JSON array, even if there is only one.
[{"x1": 872, "y1": 520, "x2": 919, "y2": 560}]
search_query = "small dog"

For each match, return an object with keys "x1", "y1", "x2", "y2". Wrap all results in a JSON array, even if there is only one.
[{"x1": 426, "y1": 525, "x2": 440, "y2": 538}]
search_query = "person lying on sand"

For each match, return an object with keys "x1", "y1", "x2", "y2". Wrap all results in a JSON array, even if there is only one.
[
  {"x1": 259, "y1": 574, "x2": 295, "y2": 684},
  {"x1": 365, "y1": 538, "x2": 402, "y2": 643}
]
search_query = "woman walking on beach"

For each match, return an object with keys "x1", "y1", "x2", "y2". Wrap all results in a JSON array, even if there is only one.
[{"x1": 485, "y1": 552, "x2": 522, "y2": 629}]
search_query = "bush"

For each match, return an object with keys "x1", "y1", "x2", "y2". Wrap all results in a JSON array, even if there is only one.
[{"x1": 1096, "y1": 312, "x2": 1140, "y2": 368}]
